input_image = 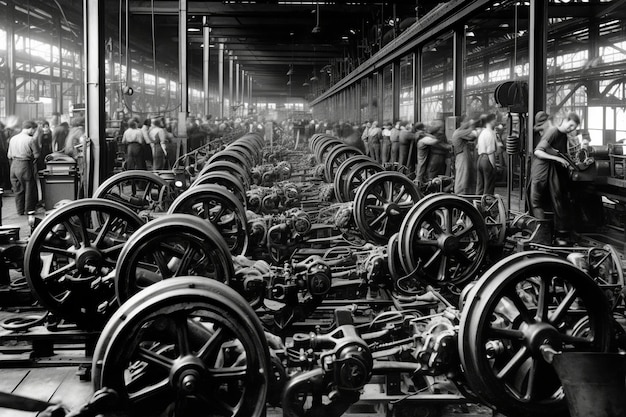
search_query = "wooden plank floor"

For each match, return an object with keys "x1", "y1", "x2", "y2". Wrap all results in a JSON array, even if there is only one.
[{"x1": 0, "y1": 367, "x2": 93, "y2": 416}]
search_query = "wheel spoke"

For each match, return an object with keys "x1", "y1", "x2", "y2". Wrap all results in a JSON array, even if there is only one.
[
  {"x1": 385, "y1": 181, "x2": 393, "y2": 202},
  {"x1": 197, "y1": 327, "x2": 225, "y2": 361},
  {"x1": 62, "y1": 221, "x2": 82, "y2": 248},
  {"x1": 365, "y1": 204, "x2": 385, "y2": 211},
  {"x1": 207, "y1": 366, "x2": 247, "y2": 383},
  {"x1": 392, "y1": 186, "x2": 406, "y2": 204},
  {"x1": 423, "y1": 249, "x2": 442, "y2": 270},
  {"x1": 371, "y1": 190, "x2": 386, "y2": 204},
  {"x1": 175, "y1": 315, "x2": 191, "y2": 357},
  {"x1": 425, "y1": 215, "x2": 444, "y2": 235},
  {"x1": 137, "y1": 346, "x2": 175, "y2": 370},
  {"x1": 41, "y1": 245, "x2": 77, "y2": 258},
  {"x1": 454, "y1": 250, "x2": 473, "y2": 265},
  {"x1": 496, "y1": 346, "x2": 530, "y2": 380},
  {"x1": 43, "y1": 262, "x2": 77, "y2": 282},
  {"x1": 369, "y1": 212, "x2": 387, "y2": 228},
  {"x1": 78, "y1": 212, "x2": 93, "y2": 247},
  {"x1": 414, "y1": 239, "x2": 438, "y2": 246},
  {"x1": 443, "y1": 208, "x2": 453, "y2": 233},
  {"x1": 153, "y1": 249, "x2": 173, "y2": 279},
  {"x1": 548, "y1": 287, "x2": 578, "y2": 325},
  {"x1": 127, "y1": 378, "x2": 170, "y2": 404},
  {"x1": 437, "y1": 255, "x2": 448, "y2": 281},
  {"x1": 174, "y1": 244, "x2": 197, "y2": 276},
  {"x1": 561, "y1": 333, "x2": 594, "y2": 348},
  {"x1": 523, "y1": 358, "x2": 538, "y2": 401},
  {"x1": 535, "y1": 278, "x2": 549, "y2": 322},
  {"x1": 93, "y1": 214, "x2": 114, "y2": 247},
  {"x1": 506, "y1": 290, "x2": 535, "y2": 324},
  {"x1": 488, "y1": 326, "x2": 524, "y2": 341}
]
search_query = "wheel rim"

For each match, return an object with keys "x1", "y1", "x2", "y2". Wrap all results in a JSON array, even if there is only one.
[
  {"x1": 208, "y1": 149, "x2": 252, "y2": 171},
  {"x1": 399, "y1": 193, "x2": 488, "y2": 286},
  {"x1": 93, "y1": 170, "x2": 174, "y2": 213},
  {"x1": 115, "y1": 214, "x2": 235, "y2": 304},
  {"x1": 94, "y1": 278, "x2": 269, "y2": 417},
  {"x1": 459, "y1": 252, "x2": 611, "y2": 417},
  {"x1": 198, "y1": 161, "x2": 251, "y2": 189},
  {"x1": 192, "y1": 172, "x2": 248, "y2": 209},
  {"x1": 169, "y1": 185, "x2": 249, "y2": 255},
  {"x1": 324, "y1": 146, "x2": 362, "y2": 183},
  {"x1": 314, "y1": 138, "x2": 343, "y2": 163},
  {"x1": 344, "y1": 161, "x2": 384, "y2": 202},
  {"x1": 24, "y1": 199, "x2": 143, "y2": 327},
  {"x1": 353, "y1": 171, "x2": 422, "y2": 244},
  {"x1": 333, "y1": 155, "x2": 373, "y2": 203}
]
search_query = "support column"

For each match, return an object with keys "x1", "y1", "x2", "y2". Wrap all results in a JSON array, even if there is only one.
[
  {"x1": 392, "y1": 60, "x2": 400, "y2": 122},
  {"x1": 228, "y1": 51, "x2": 234, "y2": 117},
  {"x1": 84, "y1": 0, "x2": 106, "y2": 194},
  {"x1": 178, "y1": 0, "x2": 188, "y2": 156},
  {"x1": 453, "y1": 27, "x2": 465, "y2": 118},
  {"x1": 528, "y1": 0, "x2": 547, "y2": 151},
  {"x1": 235, "y1": 62, "x2": 240, "y2": 114},
  {"x1": 6, "y1": 1, "x2": 16, "y2": 116},
  {"x1": 241, "y1": 70, "x2": 246, "y2": 109},
  {"x1": 414, "y1": 51, "x2": 421, "y2": 123},
  {"x1": 202, "y1": 17, "x2": 210, "y2": 116},
  {"x1": 218, "y1": 43, "x2": 224, "y2": 118},
  {"x1": 55, "y1": 18, "x2": 63, "y2": 114}
]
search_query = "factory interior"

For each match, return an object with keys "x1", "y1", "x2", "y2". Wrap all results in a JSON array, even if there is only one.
[{"x1": 0, "y1": 0, "x2": 625, "y2": 416}]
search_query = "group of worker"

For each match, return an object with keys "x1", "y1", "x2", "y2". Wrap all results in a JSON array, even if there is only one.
[{"x1": 336, "y1": 110, "x2": 581, "y2": 244}]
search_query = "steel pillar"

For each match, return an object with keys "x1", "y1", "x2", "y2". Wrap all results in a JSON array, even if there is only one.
[
  {"x1": 178, "y1": 0, "x2": 188, "y2": 156},
  {"x1": 84, "y1": 0, "x2": 106, "y2": 194},
  {"x1": 528, "y1": 0, "x2": 548, "y2": 151},
  {"x1": 218, "y1": 43, "x2": 224, "y2": 118},
  {"x1": 202, "y1": 18, "x2": 210, "y2": 116}
]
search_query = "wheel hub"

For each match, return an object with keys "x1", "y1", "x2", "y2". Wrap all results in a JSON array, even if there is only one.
[
  {"x1": 438, "y1": 234, "x2": 460, "y2": 253},
  {"x1": 76, "y1": 247, "x2": 104, "y2": 273},
  {"x1": 170, "y1": 356, "x2": 206, "y2": 394},
  {"x1": 523, "y1": 322, "x2": 562, "y2": 356},
  {"x1": 384, "y1": 202, "x2": 401, "y2": 216}
]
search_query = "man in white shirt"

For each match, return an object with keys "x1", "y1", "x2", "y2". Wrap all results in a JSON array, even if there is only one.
[{"x1": 475, "y1": 113, "x2": 497, "y2": 195}]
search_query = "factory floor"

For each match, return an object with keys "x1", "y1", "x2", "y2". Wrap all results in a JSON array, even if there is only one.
[{"x1": 0, "y1": 190, "x2": 511, "y2": 416}]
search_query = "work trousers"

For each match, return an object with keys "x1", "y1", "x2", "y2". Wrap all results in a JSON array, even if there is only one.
[
  {"x1": 370, "y1": 139, "x2": 381, "y2": 163},
  {"x1": 476, "y1": 154, "x2": 496, "y2": 195},
  {"x1": 381, "y1": 138, "x2": 391, "y2": 164},
  {"x1": 390, "y1": 141, "x2": 399, "y2": 164},
  {"x1": 10, "y1": 159, "x2": 37, "y2": 214}
]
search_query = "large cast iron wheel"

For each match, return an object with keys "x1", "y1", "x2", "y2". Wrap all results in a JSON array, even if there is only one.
[
  {"x1": 343, "y1": 161, "x2": 385, "y2": 203},
  {"x1": 115, "y1": 214, "x2": 234, "y2": 304},
  {"x1": 398, "y1": 193, "x2": 488, "y2": 286},
  {"x1": 25, "y1": 199, "x2": 143, "y2": 328},
  {"x1": 93, "y1": 170, "x2": 175, "y2": 213},
  {"x1": 197, "y1": 160, "x2": 251, "y2": 190},
  {"x1": 353, "y1": 171, "x2": 422, "y2": 244},
  {"x1": 459, "y1": 252, "x2": 612, "y2": 417},
  {"x1": 192, "y1": 171, "x2": 248, "y2": 209},
  {"x1": 333, "y1": 155, "x2": 373, "y2": 203},
  {"x1": 323, "y1": 145, "x2": 362, "y2": 183},
  {"x1": 93, "y1": 277, "x2": 269, "y2": 417},
  {"x1": 169, "y1": 185, "x2": 249, "y2": 256},
  {"x1": 314, "y1": 138, "x2": 343, "y2": 163},
  {"x1": 207, "y1": 149, "x2": 253, "y2": 171}
]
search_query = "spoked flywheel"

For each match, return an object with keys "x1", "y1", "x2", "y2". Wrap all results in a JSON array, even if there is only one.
[
  {"x1": 353, "y1": 171, "x2": 422, "y2": 244},
  {"x1": 93, "y1": 277, "x2": 269, "y2": 417},
  {"x1": 24, "y1": 199, "x2": 143, "y2": 327},
  {"x1": 458, "y1": 251, "x2": 612, "y2": 417},
  {"x1": 169, "y1": 184, "x2": 250, "y2": 256},
  {"x1": 398, "y1": 193, "x2": 488, "y2": 286},
  {"x1": 115, "y1": 214, "x2": 235, "y2": 304},
  {"x1": 93, "y1": 170, "x2": 175, "y2": 213}
]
